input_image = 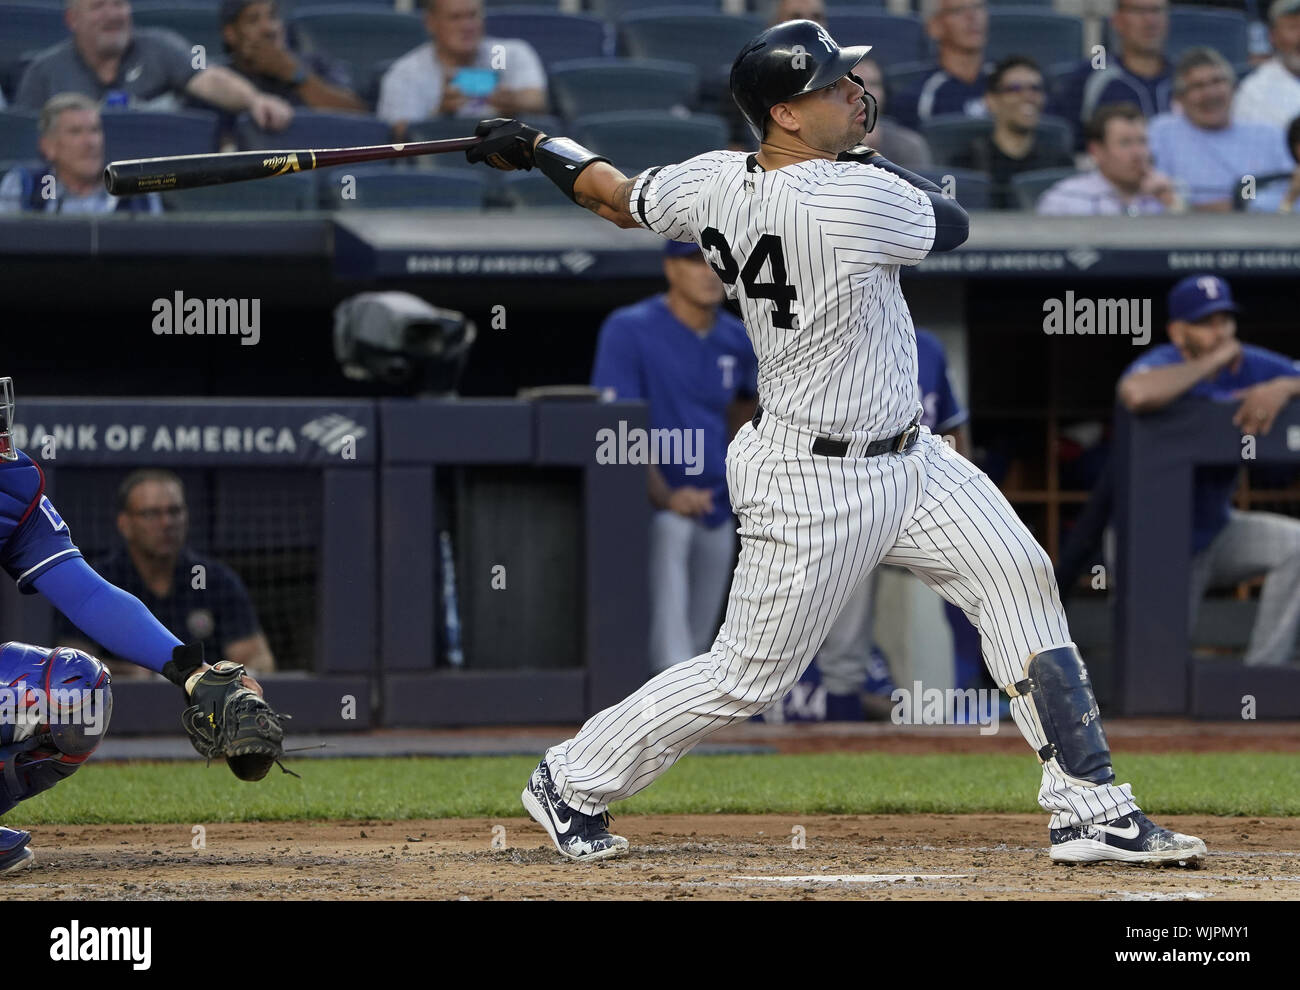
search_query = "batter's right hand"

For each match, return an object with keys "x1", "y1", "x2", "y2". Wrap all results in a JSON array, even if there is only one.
[{"x1": 466, "y1": 118, "x2": 544, "y2": 171}]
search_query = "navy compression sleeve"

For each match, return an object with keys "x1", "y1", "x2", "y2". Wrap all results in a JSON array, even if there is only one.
[
  {"x1": 864, "y1": 154, "x2": 970, "y2": 253},
  {"x1": 32, "y1": 556, "x2": 182, "y2": 673}
]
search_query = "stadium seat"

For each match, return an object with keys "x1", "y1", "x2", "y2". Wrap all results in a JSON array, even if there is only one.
[
  {"x1": 483, "y1": 9, "x2": 610, "y2": 67},
  {"x1": 1009, "y1": 166, "x2": 1078, "y2": 210},
  {"x1": 884, "y1": 59, "x2": 937, "y2": 96},
  {"x1": 334, "y1": 165, "x2": 491, "y2": 209},
  {"x1": 162, "y1": 172, "x2": 319, "y2": 212},
  {"x1": 132, "y1": 3, "x2": 227, "y2": 57},
  {"x1": 825, "y1": 11, "x2": 931, "y2": 68},
  {"x1": 288, "y1": 7, "x2": 426, "y2": 98},
  {"x1": 235, "y1": 110, "x2": 390, "y2": 151},
  {"x1": 920, "y1": 112, "x2": 1072, "y2": 167},
  {"x1": 100, "y1": 109, "x2": 221, "y2": 163},
  {"x1": 573, "y1": 110, "x2": 728, "y2": 176},
  {"x1": 592, "y1": 0, "x2": 722, "y2": 15},
  {"x1": 550, "y1": 58, "x2": 698, "y2": 119},
  {"x1": 617, "y1": 10, "x2": 761, "y2": 84},
  {"x1": 0, "y1": 4, "x2": 67, "y2": 100},
  {"x1": 496, "y1": 170, "x2": 575, "y2": 209},
  {"x1": 1167, "y1": 8, "x2": 1249, "y2": 69},
  {"x1": 913, "y1": 166, "x2": 991, "y2": 210},
  {"x1": 985, "y1": 9, "x2": 1084, "y2": 68},
  {"x1": 0, "y1": 110, "x2": 40, "y2": 164}
]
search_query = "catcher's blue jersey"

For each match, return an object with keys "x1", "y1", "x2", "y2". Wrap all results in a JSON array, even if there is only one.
[{"x1": 0, "y1": 450, "x2": 83, "y2": 594}]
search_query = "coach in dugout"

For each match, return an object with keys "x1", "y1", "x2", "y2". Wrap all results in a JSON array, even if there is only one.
[
  {"x1": 591, "y1": 242, "x2": 758, "y2": 676},
  {"x1": 57, "y1": 469, "x2": 276, "y2": 679},
  {"x1": 15, "y1": 0, "x2": 293, "y2": 130},
  {"x1": 0, "y1": 93, "x2": 161, "y2": 214},
  {"x1": 1117, "y1": 274, "x2": 1300, "y2": 667}
]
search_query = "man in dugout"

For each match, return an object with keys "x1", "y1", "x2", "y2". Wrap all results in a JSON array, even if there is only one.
[
  {"x1": 57, "y1": 469, "x2": 276, "y2": 679},
  {"x1": 1117, "y1": 274, "x2": 1300, "y2": 667}
]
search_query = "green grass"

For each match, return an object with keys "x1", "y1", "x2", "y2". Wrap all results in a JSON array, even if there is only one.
[{"x1": 11, "y1": 753, "x2": 1300, "y2": 825}]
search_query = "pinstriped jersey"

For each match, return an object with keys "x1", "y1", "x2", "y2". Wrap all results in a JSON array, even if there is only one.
[{"x1": 629, "y1": 150, "x2": 936, "y2": 439}]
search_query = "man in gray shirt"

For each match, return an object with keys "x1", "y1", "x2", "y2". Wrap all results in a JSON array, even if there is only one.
[{"x1": 16, "y1": 0, "x2": 293, "y2": 131}]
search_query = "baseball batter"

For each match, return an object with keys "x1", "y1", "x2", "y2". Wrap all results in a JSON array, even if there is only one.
[{"x1": 466, "y1": 19, "x2": 1206, "y2": 867}]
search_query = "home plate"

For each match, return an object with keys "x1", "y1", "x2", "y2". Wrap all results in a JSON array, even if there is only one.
[{"x1": 731, "y1": 874, "x2": 968, "y2": 884}]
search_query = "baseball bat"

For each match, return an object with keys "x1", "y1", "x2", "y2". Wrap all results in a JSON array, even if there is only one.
[{"x1": 104, "y1": 135, "x2": 484, "y2": 196}]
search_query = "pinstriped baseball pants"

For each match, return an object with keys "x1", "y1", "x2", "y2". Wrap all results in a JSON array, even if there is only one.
[{"x1": 548, "y1": 419, "x2": 1139, "y2": 830}]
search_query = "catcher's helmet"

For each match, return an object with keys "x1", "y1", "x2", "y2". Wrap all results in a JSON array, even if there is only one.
[{"x1": 730, "y1": 19, "x2": 875, "y2": 141}]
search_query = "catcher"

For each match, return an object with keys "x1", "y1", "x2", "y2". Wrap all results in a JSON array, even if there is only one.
[{"x1": 0, "y1": 376, "x2": 288, "y2": 875}]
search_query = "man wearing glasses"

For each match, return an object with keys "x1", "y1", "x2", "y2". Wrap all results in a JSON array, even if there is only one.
[
  {"x1": 951, "y1": 56, "x2": 1073, "y2": 208},
  {"x1": 1052, "y1": 0, "x2": 1174, "y2": 149},
  {"x1": 57, "y1": 469, "x2": 276, "y2": 679},
  {"x1": 892, "y1": 0, "x2": 991, "y2": 130},
  {"x1": 1149, "y1": 47, "x2": 1293, "y2": 211}
]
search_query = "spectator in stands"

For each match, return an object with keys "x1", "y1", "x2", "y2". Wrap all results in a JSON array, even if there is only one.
[
  {"x1": 1149, "y1": 47, "x2": 1292, "y2": 211},
  {"x1": 1117, "y1": 274, "x2": 1300, "y2": 667},
  {"x1": 590, "y1": 242, "x2": 758, "y2": 676},
  {"x1": 857, "y1": 56, "x2": 933, "y2": 169},
  {"x1": 1234, "y1": 0, "x2": 1300, "y2": 130},
  {"x1": 57, "y1": 469, "x2": 276, "y2": 679},
  {"x1": 218, "y1": 0, "x2": 365, "y2": 112},
  {"x1": 1282, "y1": 114, "x2": 1300, "y2": 212},
  {"x1": 893, "y1": 0, "x2": 991, "y2": 131},
  {"x1": 0, "y1": 93, "x2": 162, "y2": 214},
  {"x1": 1037, "y1": 103, "x2": 1183, "y2": 215},
  {"x1": 770, "y1": 0, "x2": 826, "y2": 25},
  {"x1": 1051, "y1": 0, "x2": 1173, "y2": 148},
  {"x1": 951, "y1": 56, "x2": 1073, "y2": 209},
  {"x1": 15, "y1": 0, "x2": 293, "y2": 130},
  {"x1": 377, "y1": 0, "x2": 546, "y2": 139}
]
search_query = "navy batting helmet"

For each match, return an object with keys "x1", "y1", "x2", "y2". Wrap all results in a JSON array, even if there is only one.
[{"x1": 730, "y1": 19, "x2": 875, "y2": 141}]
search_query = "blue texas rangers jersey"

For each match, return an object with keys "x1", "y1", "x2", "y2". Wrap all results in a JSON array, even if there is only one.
[
  {"x1": 591, "y1": 294, "x2": 758, "y2": 529},
  {"x1": 0, "y1": 450, "x2": 83, "y2": 593},
  {"x1": 915, "y1": 328, "x2": 968, "y2": 434}
]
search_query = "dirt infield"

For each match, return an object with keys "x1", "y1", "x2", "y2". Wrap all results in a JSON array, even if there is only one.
[{"x1": 5, "y1": 814, "x2": 1298, "y2": 900}]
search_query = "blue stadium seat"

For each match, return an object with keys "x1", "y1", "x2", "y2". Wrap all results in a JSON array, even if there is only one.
[
  {"x1": 592, "y1": 0, "x2": 721, "y2": 16},
  {"x1": 0, "y1": 4, "x2": 67, "y2": 99},
  {"x1": 496, "y1": 170, "x2": 574, "y2": 209},
  {"x1": 334, "y1": 165, "x2": 491, "y2": 209},
  {"x1": 825, "y1": 11, "x2": 930, "y2": 68},
  {"x1": 913, "y1": 166, "x2": 990, "y2": 209},
  {"x1": 884, "y1": 59, "x2": 937, "y2": 96},
  {"x1": 132, "y1": 3, "x2": 226, "y2": 57},
  {"x1": 550, "y1": 58, "x2": 698, "y2": 119},
  {"x1": 573, "y1": 110, "x2": 728, "y2": 176},
  {"x1": 288, "y1": 7, "x2": 426, "y2": 97},
  {"x1": 162, "y1": 172, "x2": 319, "y2": 212},
  {"x1": 617, "y1": 10, "x2": 761, "y2": 84},
  {"x1": 1009, "y1": 166, "x2": 1078, "y2": 209},
  {"x1": 101, "y1": 109, "x2": 221, "y2": 163},
  {"x1": 484, "y1": 9, "x2": 610, "y2": 67},
  {"x1": 235, "y1": 110, "x2": 390, "y2": 151},
  {"x1": 0, "y1": 110, "x2": 40, "y2": 163},
  {"x1": 921, "y1": 112, "x2": 1072, "y2": 166},
  {"x1": 1167, "y1": 8, "x2": 1249, "y2": 69},
  {"x1": 986, "y1": 8, "x2": 1084, "y2": 68}
]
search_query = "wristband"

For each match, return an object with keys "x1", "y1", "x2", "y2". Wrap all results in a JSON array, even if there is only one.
[
  {"x1": 163, "y1": 641, "x2": 205, "y2": 691},
  {"x1": 535, "y1": 137, "x2": 610, "y2": 202}
]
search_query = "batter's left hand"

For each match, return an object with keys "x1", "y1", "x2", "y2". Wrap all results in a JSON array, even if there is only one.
[{"x1": 1231, "y1": 379, "x2": 1294, "y2": 436}]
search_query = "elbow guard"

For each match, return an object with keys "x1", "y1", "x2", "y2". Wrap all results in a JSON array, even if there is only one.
[{"x1": 535, "y1": 137, "x2": 610, "y2": 203}]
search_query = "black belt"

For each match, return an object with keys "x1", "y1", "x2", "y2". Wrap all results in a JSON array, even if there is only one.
[{"x1": 751, "y1": 406, "x2": 920, "y2": 458}]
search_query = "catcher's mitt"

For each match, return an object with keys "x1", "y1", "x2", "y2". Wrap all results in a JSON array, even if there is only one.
[{"x1": 180, "y1": 661, "x2": 294, "y2": 781}]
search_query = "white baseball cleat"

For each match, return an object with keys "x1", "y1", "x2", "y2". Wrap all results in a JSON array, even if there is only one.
[{"x1": 1050, "y1": 811, "x2": 1206, "y2": 866}]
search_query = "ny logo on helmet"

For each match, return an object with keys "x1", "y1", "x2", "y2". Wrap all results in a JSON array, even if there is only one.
[{"x1": 814, "y1": 27, "x2": 835, "y2": 53}]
